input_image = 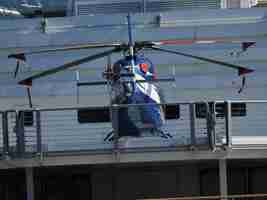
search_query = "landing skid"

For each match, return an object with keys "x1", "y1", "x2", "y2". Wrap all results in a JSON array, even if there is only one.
[
  {"x1": 103, "y1": 128, "x2": 172, "y2": 142},
  {"x1": 154, "y1": 128, "x2": 173, "y2": 139}
]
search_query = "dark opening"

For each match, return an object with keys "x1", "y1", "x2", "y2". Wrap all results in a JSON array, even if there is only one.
[
  {"x1": 77, "y1": 107, "x2": 110, "y2": 123},
  {"x1": 18, "y1": 111, "x2": 34, "y2": 126},
  {"x1": 165, "y1": 104, "x2": 180, "y2": 119},
  {"x1": 231, "y1": 103, "x2": 246, "y2": 117},
  {"x1": 196, "y1": 102, "x2": 247, "y2": 118},
  {"x1": 35, "y1": 167, "x2": 91, "y2": 200},
  {"x1": 77, "y1": 104, "x2": 180, "y2": 124}
]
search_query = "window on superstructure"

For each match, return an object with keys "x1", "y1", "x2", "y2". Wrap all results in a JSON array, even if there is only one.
[{"x1": 195, "y1": 102, "x2": 247, "y2": 118}]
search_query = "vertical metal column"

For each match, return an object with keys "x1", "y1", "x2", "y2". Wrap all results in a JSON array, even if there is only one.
[
  {"x1": 189, "y1": 103, "x2": 196, "y2": 148},
  {"x1": 206, "y1": 102, "x2": 215, "y2": 150},
  {"x1": 112, "y1": 105, "x2": 120, "y2": 157},
  {"x1": 2, "y1": 111, "x2": 9, "y2": 157},
  {"x1": 17, "y1": 111, "x2": 25, "y2": 156},
  {"x1": 221, "y1": 0, "x2": 227, "y2": 8},
  {"x1": 66, "y1": 0, "x2": 74, "y2": 16},
  {"x1": 210, "y1": 102, "x2": 217, "y2": 147},
  {"x1": 76, "y1": 70, "x2": 80, "y2": 104},
  {"x1": 219, "y1": 159, "x2": 228, "y2": 200},
  {"x1": 225, "y1": 101, "x2": 232, "y2": 148},
  {"x1": 142, "y1": 0, "x2": 146, "y2": 13},
  {"x1": 26, "y1": 167, "x2": 35, "y2": 200},
  {"x1": 36, "y1": 111, "x2": 42, "y2": 156}
]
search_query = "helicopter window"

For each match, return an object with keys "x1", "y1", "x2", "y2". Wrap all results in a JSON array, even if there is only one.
[
  {"x1": 165, "y1": 104, "x2": 180, "y2": 119},
  {"x1": 18, "y1": 111, "x2": 34, "y2": 127},
  {"x1": 77, "y1": 107, "x2": 110, "y2": 123},
  {"x1": 195, "y1": 102, "x2": 247, "y2": 118}
]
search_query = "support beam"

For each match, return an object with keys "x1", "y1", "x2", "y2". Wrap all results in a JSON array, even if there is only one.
[
  {"x1": 26, "y1": 167, "x2": 35, "y2": 200},
  {"x1": 225, "y1": 101, "x2": 232, "y2": 148},
  {"x1": 17, "y1": 112, "x2": 25, "y2": 156},
  {"x1": 219, "y1": 159, "x2": 228, "y2": 200},
  {"x1": 2, "y1": 112, "x2": 9, "y2": 158},
  {"x1": 189, "y1": 103, "x2": 196, "y2": 148}
]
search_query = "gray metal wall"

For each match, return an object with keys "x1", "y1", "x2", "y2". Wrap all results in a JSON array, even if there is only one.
[{"x1": 0, "y1": 8, "x2": 267, "y2": 109}]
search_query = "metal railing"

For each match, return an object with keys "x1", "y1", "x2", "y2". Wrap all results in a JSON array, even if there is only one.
[
  {"x1": 0, "y1": 102, "x2": 213, "y2": 158},
  {"x1": 214, "y1": 100, "x2": 267, "y2": 149},
  {"x1": 1, "y1": 100, "x2": 267, "y2": 159}
]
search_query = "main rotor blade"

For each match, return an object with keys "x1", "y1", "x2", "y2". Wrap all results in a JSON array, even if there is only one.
[
  {"x1": 150, "y1": 38, "x2": 256, "y2": 46},
  {"x1": 150, "y1": 46, "x2": 254, "y2": 76},
  {"x1": 8, "y1": 42, "x2": 123, "y2": 61},
  {"x1": 18, "y1": 47, "x2": 121, "y2": 86},
  {"x1": 77, "y1": 77, "x2": 175, "y2": 86}
]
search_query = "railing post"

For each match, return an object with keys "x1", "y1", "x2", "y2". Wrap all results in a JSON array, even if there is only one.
[
  {"x1": 142, "y1": 0, "x2": 146, "y2": 13},
  {"x1": 219, "y1": 159, "x2": 228, "y2": 200},
  {"x1": 211, "y1": 102, "x2": 218, "y2": 146},
  {"x1": 225, "y1": 101, "x2": 232, "y2": 148},
  {"x1": 2, "y1": 111, "x2": 9, "y2": 158},
  {"x1": 189, "y1": 103, "x2": 196, "y2": 149},
  {"x1": 17, "y1": 111, "x2": 25, "y2": 157},
  {"x1": 112, "y1": 104, "x2": 120, "y2": 156},
  {"x1": 26, "y1": 167, "x2": 35, "y2": 200},
  {"x1": 36, "y1": 110, "x2": 42, "y2": 157},
  {"x1": 206, "y1": 102, "x2": 216, "y2": 151}
]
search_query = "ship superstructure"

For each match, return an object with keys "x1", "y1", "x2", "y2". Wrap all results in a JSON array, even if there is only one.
[{"x1": 0, "y1": 8, "x2": 267, "y2": 200}]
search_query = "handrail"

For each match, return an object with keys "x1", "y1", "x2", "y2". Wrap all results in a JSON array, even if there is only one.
[
  {"x1": 215, "y1": 100, "x2": 267, "y2": 104},
  {"x1": 4, "y1": 102, "x2": 193, "y2": 112},
  {"x1": 139, "y1": 193, "x2": 267, "y2": 200},
  {"x1": 4, "y1": 100, "x2": 267, "y2": 112}
]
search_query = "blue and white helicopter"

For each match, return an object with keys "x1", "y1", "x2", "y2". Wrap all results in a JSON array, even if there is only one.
[{"x1": 8, "y1": 15, "x2": 255, "y2": 141}]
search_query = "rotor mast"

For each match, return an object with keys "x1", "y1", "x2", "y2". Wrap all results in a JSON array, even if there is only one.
[{"x1": 127, "y1": 14, "x2": 135, "y2": 71}]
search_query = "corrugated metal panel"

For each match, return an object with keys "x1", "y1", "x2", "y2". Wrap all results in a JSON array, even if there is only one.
[
  {"x1": 75, "y1": 0, "x2": 221, "y2": 16},
  {"x1": 77, "y1": 1, "x2": 142, "y2": 15},
  {"x1": 194, "y1": 0, "x2": 221, "y2": 8},
  {"x1": 255, "y1": 0, "x2": 267, "y2": 6},
  {"x1": 224, "y1": 0, "x2": 258, "y2": 8},
  {"x1": 146, "y1": 0, "x2": 220, "y2": 12}
]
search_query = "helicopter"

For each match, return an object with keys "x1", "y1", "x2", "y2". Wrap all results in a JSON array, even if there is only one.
[{"x1": 8, "y1": 14, "x2": 255, "y2": 141}]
